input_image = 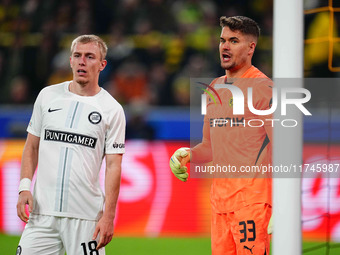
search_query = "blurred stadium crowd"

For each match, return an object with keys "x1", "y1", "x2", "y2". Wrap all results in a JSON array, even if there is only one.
[
  {"x1": 0, "y1": 0, "x2": 273, "y2": 106},
  {"x1": 1, "y1": 0, "x2": 339, "y2": 111}
]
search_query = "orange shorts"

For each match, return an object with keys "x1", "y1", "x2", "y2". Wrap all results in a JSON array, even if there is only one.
[{"x1": 211, "y1": 203, "x2": 272, "y2": 255}]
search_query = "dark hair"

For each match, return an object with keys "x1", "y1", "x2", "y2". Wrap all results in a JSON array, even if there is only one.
[{"x1": 220, "y1": 16, "x2": 260, "y2": 39}]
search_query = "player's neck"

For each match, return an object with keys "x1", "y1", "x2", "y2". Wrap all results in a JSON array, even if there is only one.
[
  {"x1": 225, "y1": 62, "x2": 253, "y2": 79},
  {"x1": 69, "y1": 81, "x2": 101, "y2": 96}
]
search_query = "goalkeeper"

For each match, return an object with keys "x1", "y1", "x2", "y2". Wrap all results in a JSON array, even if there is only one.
[{"x1": 170, "y1": 16, "x2": 272, "y2": 255}]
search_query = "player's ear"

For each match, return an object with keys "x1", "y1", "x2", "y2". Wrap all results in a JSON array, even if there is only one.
[
  {"x1": 248, "y1": 41, "x2": 256, "y2": 56},
  {"x1": 69, "y1": 57, "x2": 72, "y2": 68},
  {"x1": 99, "y1": 59, "x2": 107, "y2": 72}
]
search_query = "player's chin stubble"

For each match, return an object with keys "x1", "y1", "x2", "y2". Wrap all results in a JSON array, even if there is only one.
[
  {"x1": 75, "y1": 78, "x2": 89, "y2": 86},
  {"x1": 221, "y1": 61, "x2": 235, "y2": 71}
]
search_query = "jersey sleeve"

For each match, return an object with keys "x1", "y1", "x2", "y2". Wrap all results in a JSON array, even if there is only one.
[
  {"x1": 251, "y1": 80, "x2": 274, "y2": 117},
  {"x1": 252, "y1": 79, "x2": 273, "y2": 108},
  {"x1": 191, "y1": 114, "x2": 213, "y2": 163},
  {"x1": 105, "y1": 106, "x2": 126, "y2": 154},
  {"x1": 27, "y1": 89, "x2": 44, "y2": 137},
  {"x1": 252, "y1": 79, "x2": 274, "y2": 141}
]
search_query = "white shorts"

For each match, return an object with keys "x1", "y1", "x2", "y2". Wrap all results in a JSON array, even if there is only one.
[{"x1": 17, "y1": 214, "x2": 105, "y2": 255}]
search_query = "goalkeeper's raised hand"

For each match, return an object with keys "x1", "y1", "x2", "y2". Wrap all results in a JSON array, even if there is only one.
[{"x1": 169, "y1": 147, "x2": 190, "y2": 182}]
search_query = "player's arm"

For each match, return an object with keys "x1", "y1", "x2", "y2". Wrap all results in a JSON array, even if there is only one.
[
  {"x1": 93, "y1": 153, "x2": 122, "y2": 250},
  {"x1": 264, "y1": 122, "x2": 272, "y2": 142},
  {"x1": 170, "y1": 115, "x2": 212, "y2": 182},
  {"x1": 254, "y1": 80, "x2": 274, "y2": 142},
  {"x1": 255, "y1": 81, "x2": 273, "y2": 234},
  {"x1": 16, "y1": 133, "x2": 40, "y2": 223},
  {"x1": 191, "y1": 114, "x2": 213, "y2": 163}
]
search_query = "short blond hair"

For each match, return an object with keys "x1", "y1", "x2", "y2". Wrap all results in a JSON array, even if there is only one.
[{"x1": 70, "y1": 34, "x2": 108, "y2": 60}]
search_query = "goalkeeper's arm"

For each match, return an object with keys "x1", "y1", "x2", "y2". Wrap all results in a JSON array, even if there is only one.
[
  {"x1": 169, "y1": 138, "x2": 213, "y2": 182},
  {"x1": 170, "y1": 116, "x2": 213, "y2": 181}
]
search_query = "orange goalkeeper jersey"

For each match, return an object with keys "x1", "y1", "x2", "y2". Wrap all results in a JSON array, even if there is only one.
[{"x1": 192, "y1": 66, "x2": 273, "y2": 213}]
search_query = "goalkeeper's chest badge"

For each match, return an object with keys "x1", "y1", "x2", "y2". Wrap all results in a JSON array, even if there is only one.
[{"x1": 228, "y1": 97, "x2": 233, "y2": 107}]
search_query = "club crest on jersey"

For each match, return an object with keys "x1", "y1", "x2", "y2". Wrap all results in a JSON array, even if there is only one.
[
  {"x1": 16, "y1": 246, "x2": 22, "y2": 255},
  {"x1": 88, "y1": 111, "x2": 102, "y2": 124},
  {"x1": 229, "y1": 97, "x2": 233, "y2": 107}
]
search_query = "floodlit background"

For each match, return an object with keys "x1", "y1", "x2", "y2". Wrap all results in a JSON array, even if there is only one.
[{"x1": 0, "y1": 0, "x2": 340, "y2": 254}]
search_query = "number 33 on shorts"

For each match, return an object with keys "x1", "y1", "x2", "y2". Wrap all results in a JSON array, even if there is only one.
[{"x1": 239, "y1": 220, "x2": 256, "y2": 243}]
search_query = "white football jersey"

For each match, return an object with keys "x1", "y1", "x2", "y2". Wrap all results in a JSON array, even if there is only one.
[{"x1": 27, "y1": 81, "x2": 125, "y2": 220}]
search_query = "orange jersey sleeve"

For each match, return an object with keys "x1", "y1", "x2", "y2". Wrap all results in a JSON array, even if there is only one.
[
  {"x1": 191, "y1": 114, "x2": 213, "y2": 163},
  {"x1": 191, "y1": 77, "x2": 223, "y2": 164}
]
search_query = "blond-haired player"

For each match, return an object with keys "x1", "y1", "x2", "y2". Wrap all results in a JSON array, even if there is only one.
[{"x1": 16, "y1": 35, "x2": 125, "y2": 255}]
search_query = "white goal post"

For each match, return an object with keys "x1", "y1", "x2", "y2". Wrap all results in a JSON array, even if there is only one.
[{"x1": 273, "y1": 0, "x2": 304, "y2": 255}]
